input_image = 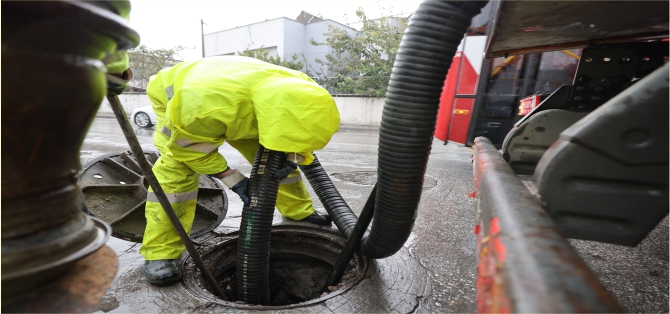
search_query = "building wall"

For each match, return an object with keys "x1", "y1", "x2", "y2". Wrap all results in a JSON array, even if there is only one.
[
  {"x1": 303, "y1": 21, "x2": 357, "y2": 76},
  {"x1": 204, "y1": 18, "x2": 356, "y2": 77},
  {"x1": 97, "y1": 93, "x2": 385, "y2": 126},
  {"x1": 303, "y1": 21, "x2": 333, "y2": 75},
  {"x1": 283, "y1": 19, "x2": 306, "y2": 62},
  {"x1": 204, "y1": 18, "x2": 286, "y2": 57}
]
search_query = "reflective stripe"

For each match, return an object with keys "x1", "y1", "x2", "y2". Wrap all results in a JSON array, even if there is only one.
[
  {"x1": 174, "y1": 138, "x2": 219, "y2": 153},
  {"x1": 147, "y1": 190, "x2": 198, "y2": 204},
  {"x1": 161, "y1": 126, "x2": 172, "y2": 137},
  {"x1": 279, "y1": 174, "x2": 303, "y2": 185},
  {"x1": 165, "y1": 85, "x2": 174, "y2": 100}
]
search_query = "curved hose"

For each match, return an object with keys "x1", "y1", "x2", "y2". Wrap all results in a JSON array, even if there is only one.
[
  {"x1": 302, "y1": 1, "x2": 488, "y2": 259},
  {"x1": 236, "y1": 145, "x2": 285, "y2": 305},
  {"x1": 301, "y1": 156, "x2": 357, "y2": 239}
]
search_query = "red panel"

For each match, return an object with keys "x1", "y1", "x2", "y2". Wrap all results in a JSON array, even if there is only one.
[
  {"x1": 434, "y1": 55, "x2": 462, "y2": 142},
  {"x1": 448, "y1": 98, "x2": 474, "y2": 143}
]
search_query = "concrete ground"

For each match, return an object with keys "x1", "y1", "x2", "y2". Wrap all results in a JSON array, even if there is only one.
[{"x1": 82, "y1": 116, "x2": 668, "y2": 313}]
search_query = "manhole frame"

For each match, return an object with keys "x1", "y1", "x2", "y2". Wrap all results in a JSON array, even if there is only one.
[{"x1": 182, "y1": 225, "x2": 369, "y2": 310}]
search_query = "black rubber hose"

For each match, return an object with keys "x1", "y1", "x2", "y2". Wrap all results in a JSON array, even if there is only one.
[
  {"x1": 236, "y1": 145, "x2": 285, "y2": 305},
  {"x1": 300, "y1": 156, "x2": 357, "y2": 239},
  {"x1": 302, "y1": 0, "x2": 488, "y2": 259}
]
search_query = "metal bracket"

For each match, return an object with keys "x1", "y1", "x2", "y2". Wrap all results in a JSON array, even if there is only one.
[
  {"x1": 535, "y1": 63, "x2": 669, "y2": 246},
  {"x1": 502, "y1": 109, "x2": 588, "y2": 174}
]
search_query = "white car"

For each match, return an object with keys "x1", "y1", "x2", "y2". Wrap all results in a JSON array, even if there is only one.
[{"x1": 130, "y1": 105, "x2": 157, "y2": 128}]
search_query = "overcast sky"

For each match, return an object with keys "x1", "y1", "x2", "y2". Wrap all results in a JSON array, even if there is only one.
[{"x1": 127, "y1": 0, "x2": 422, "y2": 61}]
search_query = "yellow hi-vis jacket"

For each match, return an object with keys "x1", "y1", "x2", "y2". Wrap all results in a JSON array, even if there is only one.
[{"x1": 147, "y1": 56, "x2": 340, "y2": 175}]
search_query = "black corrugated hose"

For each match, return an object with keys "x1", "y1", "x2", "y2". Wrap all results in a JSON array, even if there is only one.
[
  {"x1": 301, "y1": 1, "x2": 488, "y2": 259},
  {"x1": 236, "y1": 145, "x2": 285, "y2": 305}
]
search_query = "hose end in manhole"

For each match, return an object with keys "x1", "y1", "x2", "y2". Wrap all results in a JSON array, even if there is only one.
[{"x1": 182, "y1": 226, "x2": 368, "y2": 310}]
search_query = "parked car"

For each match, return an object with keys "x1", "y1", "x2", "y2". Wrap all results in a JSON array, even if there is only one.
[{"x1": 130, "y1": 105, "x2": 157, "y2": 128}]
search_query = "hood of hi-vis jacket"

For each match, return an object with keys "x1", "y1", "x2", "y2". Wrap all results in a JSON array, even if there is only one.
[{"x1": 162, "y1": 56, "x2": 340, "y2": 154}]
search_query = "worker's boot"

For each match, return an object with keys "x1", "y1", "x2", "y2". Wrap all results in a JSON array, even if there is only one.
[
  {"x1": 299, "y1": 211, "x2": 332, "y2": 225},
  {"x1": 144, "y1": 259, "x2": 182, "y2": 286}
]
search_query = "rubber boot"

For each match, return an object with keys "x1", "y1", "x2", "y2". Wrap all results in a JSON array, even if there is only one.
[
  {"x1": 144, "y1": 259, "x2": 182, "y2": 286},
  {"x1": 298, "y1": 211, "x2": 332, "y2": 225}
]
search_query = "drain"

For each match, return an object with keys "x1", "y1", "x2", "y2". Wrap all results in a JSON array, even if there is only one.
[
  {"x1": 332, "y1": 171, "x2": 438, "y2": 190},
  {"x1": 183, "y1": 226, "x2": 368, "y2": 309}
]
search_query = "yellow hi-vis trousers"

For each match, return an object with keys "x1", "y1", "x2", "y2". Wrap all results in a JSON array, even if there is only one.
[{"x1": 140, "y1": 137, "x2": 315, "y2": 261}]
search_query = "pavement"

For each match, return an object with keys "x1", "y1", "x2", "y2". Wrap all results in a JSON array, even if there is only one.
[{"x1": 83, "y1": 115, "x2": 668, "y2": 313}]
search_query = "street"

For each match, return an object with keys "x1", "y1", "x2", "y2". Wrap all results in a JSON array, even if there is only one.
[{"x1": 84, "y1": 115, "x2": 668, "y2": 313}]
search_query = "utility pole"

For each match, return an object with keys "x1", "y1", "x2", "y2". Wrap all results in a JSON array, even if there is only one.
[{"x1": 200, "y1": 19, "x2": 207, "y2": 58}]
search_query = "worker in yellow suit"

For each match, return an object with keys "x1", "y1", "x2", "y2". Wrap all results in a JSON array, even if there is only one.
[
  {"x1": 100, "y1": 1, "x2": 133, "y2": 95},
  {"x1": 142, "y1": 56, "x2": 340, "y2": 286}
]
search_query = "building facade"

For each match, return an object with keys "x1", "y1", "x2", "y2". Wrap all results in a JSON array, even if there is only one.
[{"x1": 202, "y1": 11, "x2": 356, "y2": 76}]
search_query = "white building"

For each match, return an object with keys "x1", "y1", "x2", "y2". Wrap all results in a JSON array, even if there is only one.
[{"x1": 203, "y1": 11, "x2": 356, "y2": 76}]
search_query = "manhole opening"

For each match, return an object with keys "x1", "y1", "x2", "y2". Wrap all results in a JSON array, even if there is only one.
[{"x1": 183, "y1": 227, "x2": 368, "y2": 310}]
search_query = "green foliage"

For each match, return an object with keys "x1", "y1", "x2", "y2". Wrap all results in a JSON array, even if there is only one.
[
  {"x1": 310, "y1": 8, "x2": 408, "y2": 97},
  {"x1": 127, "y1": 45, "x2": 189, "y2": 89},
  {"x1": 238, "y1": 47, "x2": 306, "y2": 72}
]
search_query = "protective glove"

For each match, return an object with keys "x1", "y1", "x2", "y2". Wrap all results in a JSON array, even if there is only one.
[
  {"x1": 273, "y1": 161, "x2": 298, "y2": 180},
  {"x1": 231, "y1": 178, "x2": 250, "y2": 205},
  {"x1": 217, "y1": 168, "x2": 250, "y2": 205},
  {"x1": 106, "y1": 68, "x2": 133, "y2": 95}
]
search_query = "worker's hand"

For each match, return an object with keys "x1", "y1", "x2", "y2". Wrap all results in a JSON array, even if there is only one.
[
  {"x1": 273, "y1": 161, "x2": 298, "y2": 180},
  {"x1": 231, "y1": 178, "x2": 250, "y2": 205},
  {"x1": 217, "y1": 168, "x2": 250, "y2": 205},
  {"x1": 106, "y1": 68, "x2": 133, "y2": 95}
]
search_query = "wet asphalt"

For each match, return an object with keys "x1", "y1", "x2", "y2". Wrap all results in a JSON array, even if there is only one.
[{"x1": 83, "y1": 115, "x2": 668, "y2": 313}]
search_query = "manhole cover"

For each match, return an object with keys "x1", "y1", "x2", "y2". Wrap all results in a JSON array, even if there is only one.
[
  {"x1": 332, "y1": 171, "x2": 438, "y2": 190},
  {"x1": 78, "y1": 151, "x2": 227, "y2": 242},
  {"x1": 183, "y1": 226, "x2": 368, "y2": 310}
]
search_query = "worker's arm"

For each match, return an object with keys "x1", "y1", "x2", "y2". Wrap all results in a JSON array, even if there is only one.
[
  {"x1": 102, "y1": 2, "x2": 133, "y2": 95},
  {"x1": 161, "y1": 124, "x2": 254, "y2": 205}
]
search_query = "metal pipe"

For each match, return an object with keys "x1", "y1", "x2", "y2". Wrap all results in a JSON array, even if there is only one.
[
  {"x1": 472, "y1": 137, "x2": 622, "y2": 312},
  {"x1": 106, "y1": 94, "x2": 228, "y2": 301},
  {"x1": 324, "y1": 183, "x2": 377, "y2": 290}
]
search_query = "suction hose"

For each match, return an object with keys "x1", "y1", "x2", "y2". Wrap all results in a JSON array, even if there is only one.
[
  {"x1": 302, "y1": 1, "x2": 488, "y2": 259},
  {"x1": 236, "y1": 145, "x2": 285, "y2": 305}
]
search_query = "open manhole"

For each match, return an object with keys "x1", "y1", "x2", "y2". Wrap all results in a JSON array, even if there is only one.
[
  {"x1": 183, "y1": 226, "x2": 368, "y2": 310},
  {"x1": 78, "y1": 151, "x2": 227, "y2": 242},
  {"x1": 332, "y1": 171, "x2": 439, "y2": 190}
]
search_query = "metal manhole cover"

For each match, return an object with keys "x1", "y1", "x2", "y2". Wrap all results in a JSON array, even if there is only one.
[
  {"x1": 78, "y1": 151, "x2": 227, "y2": 243},
  {"x1": 331, "y1": 171, "x2": 438, "y2": 190}
]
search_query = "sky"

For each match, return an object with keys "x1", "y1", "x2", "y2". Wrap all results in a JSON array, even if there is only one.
[{"x1": 128, "y1": 0, "x2": 422, "y2": 61}]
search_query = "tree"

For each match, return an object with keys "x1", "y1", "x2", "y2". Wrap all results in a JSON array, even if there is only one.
[
  {"x1": 127, "y1": 45, "x2": 190, "y2": 89},
  {"x1": 310, "y1": 8, "x2": 408, "y2": 97},
  {"x1": 238, "y1": 47, "x2": 306, "y2": 72}
]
